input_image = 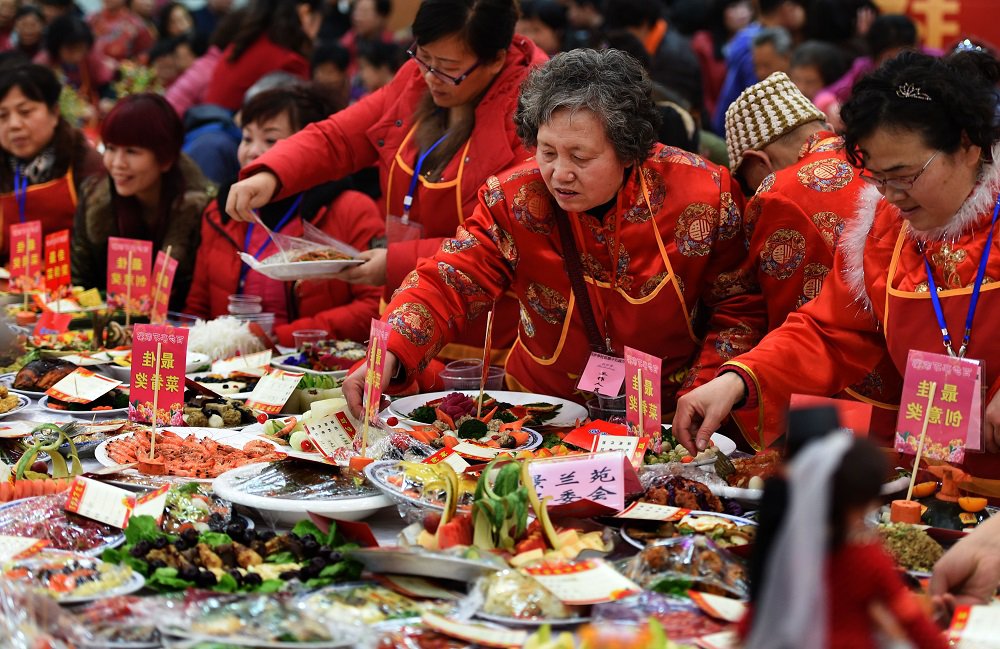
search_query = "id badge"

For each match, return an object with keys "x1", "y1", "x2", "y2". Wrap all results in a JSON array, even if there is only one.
[
  {"x1": 387, "y1": 214, "x2": 424, "y2": 245},
  {"x1": 577, "y1": 352, "x2": 626, "y2": 397}
]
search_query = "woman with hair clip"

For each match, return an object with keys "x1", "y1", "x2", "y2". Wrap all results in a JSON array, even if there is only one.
[
  {"x1": 741, "y1": 434, "x2": 945, "y2": 648},
  {"x1": 227, "y1": 0, "x2": 547, "y2": 378},
  {"x1": 203, "y1": 0, "x2": 322, "y2": 112},
  {"x1": 185, "y1": 84, "x2": 384, "y2": 346},
  {"x1": 71, "y1": 93, "x2": 212, "y2": 309},
  {"x1": 675, "y1": 49, "x2": 1000, "y2": 477},
  {"x1": 0, "y1": 63, "x2": 103, "y2": 264}
]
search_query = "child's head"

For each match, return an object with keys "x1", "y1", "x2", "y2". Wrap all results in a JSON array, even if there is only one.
[
  {"x1": 311, "y1": 42, "x2": 350, "y2": 89},
  {"x1": 789, "y1": 40, "x2": 848, "y2": 100},
  {"x1": 356, "y1": 40, "x2": 403, "y2": 94},
  {"x1": 45, "y1": 15, "x2": 94, "y2": 66}
]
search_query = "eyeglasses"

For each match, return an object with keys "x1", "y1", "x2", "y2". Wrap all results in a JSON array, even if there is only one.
[
  {"x1": 406, "y1": 42, "x2": 481, "y2": 86},
  {"x1": 859, "y1": 151, "x2": 940, "y2": 192}
]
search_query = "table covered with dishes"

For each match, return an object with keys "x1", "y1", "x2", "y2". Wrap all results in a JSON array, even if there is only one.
[{"x1": 0, "y1": 315, "x2": 993, "y2": 649}]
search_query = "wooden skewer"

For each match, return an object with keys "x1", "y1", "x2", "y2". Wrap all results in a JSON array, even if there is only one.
[
  {"x1": 476, "y1": 308, "x2": 496, "y2": 420},
  {"x1": 905, "y1": 381, "x2": 938, "y2": 501},
  {"x1": 149, "y1": 342, "x2": 162, "y2": 461},
  {"x1": 637, "y1": 368, "x2": 644, "y2": 435},
  {"x1": 124, "y1": 251, "x2": 133, "y2": 328}
]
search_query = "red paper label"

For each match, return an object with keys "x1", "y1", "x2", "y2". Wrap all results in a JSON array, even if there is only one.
[
  {"x1": 562, "y1": 420, "x2": 629, "y2": 450},
  {"x1": 894, "y1": 350, "x2": 982, "y2": 463},
  {"x1": 106, "y1": 237, "x2": 153, "y2": 314},
  {"x1": 149, "y1": 251, "x2": 179, "y2": 325},
  {"x1": 43, "y1": 229, "x2": 71, "y2": 293},
  {"x1": 34, "y1": 310, "x2": 72, "y2": 336},
  {"x1": 363, "y1": 319, "x2": 391, "y2": 425},
  {"x1": 624, "y1": 346, "x2": 661, "y2": 437},
  {"x1": 128, "y1": 325, "x2": 189, "y2": 425},
  {"x1": 9, "y1": 220, "x2": 43, "y2": 293}
]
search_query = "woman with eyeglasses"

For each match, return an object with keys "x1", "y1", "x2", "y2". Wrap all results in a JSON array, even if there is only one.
[
  {"x1": 227, "y1": 0, "x2": 546, "y2": 372},
  {"x1": 674, "y1": 49, "x2": 1000, "y2": 477}
]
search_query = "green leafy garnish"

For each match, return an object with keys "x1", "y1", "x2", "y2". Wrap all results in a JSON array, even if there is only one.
[
  {"x1": 408, "y1": 405, "x2": 437, "y2": 424},
  {"x1": 198, "y1": 531, "x2": 233, "y2": 547},
  {"x1": 457, "y1": 419, "x2": 488, "y2": 439},
  {"x1": 649, "y1": 576, "x2": 693, "y2": 598}
]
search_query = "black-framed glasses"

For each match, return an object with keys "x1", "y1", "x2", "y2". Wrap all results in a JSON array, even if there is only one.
[
  {"x1": 859, "y1": 151, "x2": 940, "y2": 192},
  {"x1": 406, "y1": 42, "x2": 481, "y2": 86}
]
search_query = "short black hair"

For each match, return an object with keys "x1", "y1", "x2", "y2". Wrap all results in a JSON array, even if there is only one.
[
  {"x1": 790, "y1": 40, "x2": 849, "y2": 87},
  {"x1": 45, "y1": 15, "x2": 93, "y2": 61},
  {"x1": 866, "y1": 14, "x2": 917, "y2": 60},
  {"x1": 603, "y1": 0, "x2": 661, "y2": 30},
  {"x1": 357, "y1": 40, "x2": 405, "y2": 72},
  {"x1": 412, "y1": 0, "x2": 519, "y2": 63},
  {"x1": 14, "y1": 5, "x2": 45, "y2": 22},
  {"x1": 241, "y1": 83, "x2": 338, "y2": 132},
  {"x1": 312, "y1": 42, "x2": 351, "y2": 72},
  {"x1": 520, "y1": 0, "x2": 568, "y2": 33},
  {"x1": 0, "y1": 63, "x2": 63, "y2": 109}
]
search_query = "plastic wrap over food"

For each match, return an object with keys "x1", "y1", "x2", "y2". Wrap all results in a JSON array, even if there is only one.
[
  {"x1": 474, "y1": 569, "x2": 586, "y2": 621},
  {"x1": 622, "y1": 536, "x2": 749, "y2": 600},
  {"x1": 0, "y1": 579, "x2": 87, "y2": 649},
  {"x1": 74, "y1": 595, "x2": 165, "y2": 647},
  {"x1": 0, "y1": 493, "x2": 124, "y2": 554},
  {"x1": 635, "y1": 468, "x2": 746, "y2": 517},
  {"x1": 372, "y1": 624, "x2": 478, "y2": 649},
  {"x1": 592, "y1": 591, "x2": 729, "y2": 642},
  {"x1": 239, "y1": 221, "x2": 363, "y2": 281},
  {"x1": 639, "y1": 462, "x2": 729, "y2": 488}
]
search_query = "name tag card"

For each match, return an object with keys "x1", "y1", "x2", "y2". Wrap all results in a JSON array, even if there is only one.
[
  {"x1": 245, "y1": 369, "x2": 304, "y2": 414},
  {"x1": 523, "y1": 559, "x2": 641, "y2": 605},
  {"x1": 422, "y1": 447, "x2": 471, "y2": 473},
  {"x1": 577, "y1": 352, "x2": 626, "y2": 397},
  {"x1": 64, "y1": 478, "x2": 168, "y2": 529},
  {"x1": 591, "y1": 434, "x2": 649, "y2": 468},
  {"x1": 614, "y1": 502, "x2": 689, "y2": 522},
  {"x1": 46, "y1": 368, "x2": 122, "y2": 404},
  {"x1": 9, "y1": 220, "x2": 43, "y2": 293},
  {"x1": 0, "y1": 535, "x2": 48, "y2": 561},
  {"x1": 212, "y1": 351, "x2": 273, "y2": 376},
  {"x1": 44, "y1": 229, "x2": 71, "y2": 293},
  {"x1": 527, "y1": 452, "x2": 641, "y2": 512},
  {"x1": 106, "y1": 237, "x2": 153, "y2": 314},
  {"x1": 305, "y1": 411, "x2": 359, "y2": 462},
  {"x1": 624, "y1": 346, "x2": 662, "y2": 437},
  {"x1": 895, "y1": 350, "x2": 982, "y2": 462},
  {"x1": 129, "y1": 325, "x2": 189, "y2": 425},
  {"x1": 562, "y1": 419, "x2": 628, "y2": 450},
  {"x1": 422, "y1": 612, "x2": 527, "y2": 648}
]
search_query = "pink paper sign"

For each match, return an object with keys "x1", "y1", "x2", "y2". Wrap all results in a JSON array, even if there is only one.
[
  {"x1": 149, "y1": 251, "x2": 179, "y2": 325},
  {"x1": 363, "y1": 319, "x2": 391, "y2": 425},
  {"x1": 9, "y1": 220, "x2": 43, "y2": 293},
  {"x1": 128, "y1": 325, "x2": 189, "y2": 425},
  {"x1": 624, "y1": 346, "x2": 661, "y2": 436},
  {"x1": 527, "y1": 452, "x2": 641, "y2": 511},
  {"x1": 577, "y1": 352, "x2": 626, "y2": 397},
  {"x1": 106, "y1": 237, "x2": 152, "y2": 314},
  {"x1": 894, "y1": 350, "x2": 982, "y2": 463}
]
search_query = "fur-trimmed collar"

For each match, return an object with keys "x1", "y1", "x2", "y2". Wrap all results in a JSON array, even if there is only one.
[{"x1": 841, "y1": 142, "x2": 1000, "y2": 308}]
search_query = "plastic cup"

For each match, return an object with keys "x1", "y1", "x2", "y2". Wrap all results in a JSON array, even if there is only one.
[
  {"x1": 439, "y1": 358, "x2": 506, "y2": 390},
  {"x1": 293, "y1": 329, "x2": 328, "y2": 351},
  {"x1": 228, "y1": 294, "x2": 263, "y2": 315},
  {"x1": 231, "y1": 312, "x2": 275, "y2": 336},
  {"x1": 586, "y1": 395, "x2": 627, "y2": 423}
]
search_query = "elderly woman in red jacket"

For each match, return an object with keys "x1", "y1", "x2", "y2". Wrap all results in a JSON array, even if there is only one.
[
  {"x1": 185, "y1": 85, "x2": 383, "y2": 346},
  {"x1": 226, "y1": 0, "x2": 547, "y2": 368}
]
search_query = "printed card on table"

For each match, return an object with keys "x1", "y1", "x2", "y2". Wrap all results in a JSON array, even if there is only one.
[
  {"x1": 949, "y1": 605, "x2": 1000, "y2": 648},
  {"x1": 64, "y1": 478, "x2": 168, "y2": 529},
  {"x1": 45, "y1": 367, "x2": 121, "y2": 404},
  {"x1": 43, "y1": 229, "x2": 71, "y2": 293},
  {"x1": 527, "y1": 451, "x2": 642, "y2": 512},
  {"x1": 305, "y1": 411, "x2": 359, "y2": 462},
  {"x1": 362, "y1": 319, "x2": 391, "y2": 425},
  {"x1": 523, "y1": 559, "x2": 641, "y2": 605},
  {"x1": 423, "y1": 447, "x2": 472, "y2": 473},
  {"x1": 128, "y1": 325, "x2": 189, "y2": 425},
  {"x1": 106, "y1": 237, "x2": 153, "y2": 314},
  {"x1": 149, "y1": 250, "x2": 179, "y2": 325},
  {"x1": 562, "y1": 419, "x2": 628, "y2": 450},
  {"x1": 422, "y1": 612, "x2": 527, "y2": 648},
  {"x1": 212, "y1": 350, "x2": 273, "y2": 376},
  {"x1": 0, "y1": 535, "x2": 48, "y2": 561},
  {"x1": 245, "y1": 369, "x2": 305, "y2": 414},
  {"x1": 624, "y1": 345, "x2": 662, "y2": 437},
  {"x1": 577, "y1": 352, "x2": 626, "y2": 397},
  {"x1": 894, "y1": 350, "x2": 982, "y2": 463},
  {"x1": 8, "y1": 220, "x2": 43, "y2": 293},
  {"x1": 33, "y1": 310, "x2": 72, "y2": 337},
  {"x1": 614, "y1": 501, "x2": 689, "y2": 522},
  {"x1": 591, "y1": 434, "x2": 649, "y2": 468}
]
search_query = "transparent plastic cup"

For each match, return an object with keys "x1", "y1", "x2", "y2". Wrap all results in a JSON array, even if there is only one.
[
  {"x1": 586, "y1": 395, "x2": 627, "y2": 424},
  {"x1": 292, "y1": 329, "x2": 328, "y2": 351},
  {"x1": 439, "y1": 358, "x2": 506, "y2": 390},
  {"x1": 227, "y1": 294, "x2": 263, "y2": 315}
]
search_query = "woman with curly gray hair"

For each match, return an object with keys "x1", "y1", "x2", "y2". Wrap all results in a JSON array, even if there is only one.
[{"x1": 343, "y1": 48, "x2": 762, "y2": 418}]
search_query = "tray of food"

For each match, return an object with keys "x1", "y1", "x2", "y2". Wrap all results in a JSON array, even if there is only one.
[
  {"x1": 271, "y1": 340, "x2": 366, "y2": 375},
  {"x1": 0, "y1": 389, "x2": 29, "y2": 418},
  {"x1": 187, "y1": 371, "x2": 262, "y2": 397},
  {"x1": 388, "y1": 391, "x2": 586, "y2": 430},
  {"x1": 348, "y1": 546, "x2": 507, "y2": 584},
  {"x1": 296, "y1": 583, "x2": 435, "y2": 626},
  {"x1": 365, "y1": 460, "x2": 478, "y2": 513},
  {"x1": 0, "y1": 493, "x2": 125, "y2": 555},
  {"x1": 622, "y1": 535, "x2": 749, "y2": 600},
  {"x1": 39, "y1": 387, "x2": 130, "y2": 417},
  {"x1": 473, "y1": 569, "x2": 591, "y2": 627},
  {"x1": 621, "y1": 510, "x2": 757, "y2": 551},
  {"x1": 240, "y1": 247, "x2": 365, "y2": 282},
  {"x1": 3, "y1": 552, "x2": 143, "y2": 604},
  {"x1": 2, "y1": 358, "x2": 78, "y2": 398},
  {"x1": 181, "y1": 394, "x2": 263, "y2": 428}
]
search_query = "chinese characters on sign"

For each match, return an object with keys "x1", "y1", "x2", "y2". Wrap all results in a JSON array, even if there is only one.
[
  {"x1": 363, "y1": 319, "x2": 391, "y2": 426},
  {"x1": 523, "y1": 559, "x2": 641, "y2": 605},
  {"x1": 149, "y1": 250, "x2": 179, "y2": 325},
  {"x1": 305, "y1": 411, "x2": 360, "y2": 464},
  {"x1": 9, "y1": 220, "x2": 43, "y2": 293},
  {"x1": 894, "y1": 350, "x2": 982, "y2": 463},
  {"x1": 64, "y1": 478, "x2": 168, "y2": 529},
  {"x1": 106, "y1": 237, "x2": 153, "y2": 314},
  {"x1": 245, "y1": 369, "x2": 304, "y2": 415},
  {"x1": 577, "y1": 352, "x2": 626, "y2": 397},
  {"x1": 528, "y1": 452, "x2": 640, "y2": 511},
  {"x1": 624, "y1": 346, "x2": 662, "y2": 437},
  {"x1": 128, "y1": 325, "x2": 189, "y2": 425},
  {"x1": 43, "y1": 229, "x2": 71, "y2": 294}
]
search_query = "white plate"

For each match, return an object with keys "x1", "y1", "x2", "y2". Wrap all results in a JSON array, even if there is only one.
[
  {"x1": 239, "y1": 420, "x2": 326, "y2": 463},
  {"x1": 160, "y1": 628, "x2": 359, "y2": 649},
  {"x1": 212, "y1": 463, "x2": 391, "y2": 526},
  {"x1": 365, "y1": 460, "x2": 473, "y2": 514},
  {"x1": 0, "y1": 393, "x2": 31, "y2": 419},
  {"x1": 38, "y1": 396, "x2": 128, "y2": 418},
  {"x1": 473, "y1": 611, "x2": 591, "y2": 627},
  {"x1": 387, "y1": 390, "x2": 588, "y2": 429},
  {"x1": 619, "y1": 510, "x2": 757, "y2": 551},
  {"x1": 186, "y1": 371, "x2": 259, "y2": 398},
  {"x1": 57, "y1": 569, "x2": 145, "y2": 605},
  {"x1": 239, "y1": 254, "x2": 365, "y2": 282},
  {"x1": 95, "y1": 427, "x2": 283, "y2": 484},
  {"x1": 348, "y1": 547, "x2": 503, "y2": 583},
  {"x1": 104, "y1": 352, "x2": 211, "y2": 382},
  {"x1": 1, "y1": 372, "x2": 47, "y2": 399},
  {"x1": 271, "y1": 353, "x2": 350, "y2": 377}
]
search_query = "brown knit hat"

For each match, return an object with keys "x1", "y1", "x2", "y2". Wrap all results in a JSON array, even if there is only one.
[{"x1": 724, "y1": 72, "x2": 826, "y2": 172}]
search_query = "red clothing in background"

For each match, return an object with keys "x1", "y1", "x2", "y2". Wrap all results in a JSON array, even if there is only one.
[
  {"x1": 88, "y1": 8, "x2": 154, "y2": 62},
  {"x1": 203, "y1": 37, "x2": 310, "y2": 111}
]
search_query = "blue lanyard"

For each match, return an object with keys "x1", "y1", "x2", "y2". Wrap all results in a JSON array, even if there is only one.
[
  {"x1": 402, "y1": 133, "x2": 449, "y2": 221},
  {"x1": 237, "y1": 194, "x2": 303, "y2": 292},
  {"x1": 13, "y1": 165, "x2": 28, "y2": 223},
  {"x1": 922, "y1": 193, "x2": 1000, "y2": 358}
]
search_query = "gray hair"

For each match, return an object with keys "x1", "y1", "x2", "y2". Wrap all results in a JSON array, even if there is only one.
[
  {"x1": 753, "y1": 27, "x2": 793, "y2": 56},
  {"x1": 514, "y1": 48, "x2": 661, "y2": 166}
]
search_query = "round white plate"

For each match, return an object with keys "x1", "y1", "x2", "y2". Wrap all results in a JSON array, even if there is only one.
[
  {"x1": 0, "y1": 393, "x2": 31, "y2": 419},
  {"x1": 241, "y1": 255, "x2": 365, "y2": 282},
  {"x1": 365, "y1": 460, "x2": 473, "y2": 514},
  {"x1": 619, "y1": 510, "x2": 757, "y2": 551},
  {"x1": 186, "y1": 371, "x2": 259, "y2": 399},
  {"x1": 347, "y1": 547, "x2": 503, "y2": 583},
  {"x1": 1, "y1": 372, "x2": 46, "y2": 399},
  {"x1": 213, "y1": 463, "x2": 391, "y2": 526},
  {"x1": 95, "y1": 427, "x2": 283, "y2": 484},
  {"x1": 473, "y1": 611, "x2": 591, "y2": 627},
  {"x1": 105, "y1": 352, "x2": 211, "y2": 381},
  {"x1": 239, "y1": 420, "x2": 327, "y2": 463},
  {"x1": 387, "y1": 390, "x2": 587, "y2": 429},
  {"x1": 38, "y1": 396, "x2": 128, "y2": 418},
  {"x1": 56, "y1": 570, "x2": 145, "y2": 605}
]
